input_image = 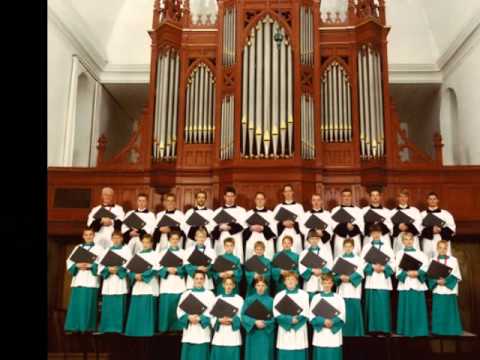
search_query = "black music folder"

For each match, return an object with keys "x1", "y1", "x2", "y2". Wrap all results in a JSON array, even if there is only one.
[
  {"x1": 426, "y1": 260, "x2": 453, "y2": 279},
  {"x1": 300, "y1": 252, "x2": 327, "y2": 269},
  {"x1": 422, "y1": 213, "x2": 446, "y2": 228},
  {"x1": 331, "y1": 208, "x2": 355, "y2": 224},
  {"x1": 246, "y1": 212, "x2": 270, "y2": 226},
  {"x1": 399, "y1": 253, "x2": 423, "y2": 271},
  {"x1": 210, "y1": 298, "x2": 239, "y2": 318},
  {"x1": 391, "y1": 211, "x2": 415, "y2": 225},
  {"x1": 244, "y1": 299, "x2": 273, "y2": 320},
  {"x1": 123, "y1": 212, "x2": 146, "y2": 230},
  {"x1": 312, "y1": 298, "x2": 340, "y2": 319},
  {"x1": 157, "y1": 214, "x2": 180, "y2": 228},
  {"x1": 126, "y1": 255, "x2": 153, "y2": 273},
  {"x1": 212, "y1": 255, "x2": 237, "y2": 273},
  {"x1": 159, "y1": 251, "x2": 183, "y2": 268},
  {"x1": 363, "y1": 246, "x2": 390, "y2": 266},
  {"x1": 244, "y1": 255, "x2": 268, "y2": 274},
  {"x1": 70, "y1": 246, "x2": 98, "y2": 264},
  {"x1": 93, "y1": 207, "x2": 116, "y2": 220},
  {"x1": 213, "y1": 210, "x2": 237, "y2": 224},
  {"x1": 304, "y1": 215, "x2": 328, "y2": 230},
  {"x1": 364, "y1": 209, "x2": 385, "y2": 223},
  {"x1": 179, "y1": 293, "x2": 208, "y2": 315},
  {"x1": 272, "y1": 252, "x2": 297, "y2": 270},
  {"x1": 187, "y1": 248, "x2": 212, "y2": 267},
  {"x1": 186, "y1": 211, "x2": 209, "y2": 227},
  {"x1": 274, "y1": 207, "x2": 298, "y2": 222},
  {"x1": 100, "y1": 250, "x2": 127, "y2": 267},
  {"x1": 275, "y1": 295, "x2": 303, "y2": 316},
  {"x1": 331, "y1": 257, "x2": 357, "y2": 276}
]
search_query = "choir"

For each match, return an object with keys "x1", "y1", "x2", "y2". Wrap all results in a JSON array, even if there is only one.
[{"x1": 64, "y1": 186, "x2": 463, "y2": 360}]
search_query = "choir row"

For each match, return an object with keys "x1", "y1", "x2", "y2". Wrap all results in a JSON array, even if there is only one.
[{"x1": 87, "y1": 186, "x2": 456, "y2": 263}]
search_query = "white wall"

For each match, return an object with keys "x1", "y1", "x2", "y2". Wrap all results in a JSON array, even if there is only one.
[
  {"x1": 47, "y1": 14, "x2": 77, "y2": 166},
  {"x1": 440, "y1": 40, "x2": 480, "y2": 165}
]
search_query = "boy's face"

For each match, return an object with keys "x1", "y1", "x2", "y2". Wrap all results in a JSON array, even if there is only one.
[
  {"x1": 283, "y1": 187, "x2": 294, "y2": 201},
  {"x1": 111, "y1": 235, "x2": 123, "y2": 246},
  {"x1": 370, "y1": 191, "x2": 381, "y2": 204},
  {"x1": 282, "y1": 239, "x2": 292, "y2": 250},
  {"x1": 163, "y1": 196, "x2": 176, "y2": 211},
  {"x1": 308, "y1": 236, "x2": 320, "y2": 247},
  {"x1": 193, "y1": 273, "x2": 205, "y2": 288},
  {"x1": 311, "y1": 195, "x2": 322, "y2": 209},
  {"x1": 137, "y1": 196, "x2": 148, "y2": 210},
  {"x1": 371, "y1": 230, "x2": 381, "y2": 240},
  {"x1": 343, "y1": 242, "x2": 353, "y2": 254},
  {"x1": 402, "y1": 234, "x2": 414, "y2": 248},
  {"x1": 437, "y1": 242, "x2": 448, "y2": 256},
  {"x1": 341, "y1": 191, "x2": 352, "y2": 205},
  {"x1": 142, "y1": 238, "x2": 153, "y2": 249},
  {"x1": 223, "y1": 279, "x2": 235, "y2": 294},
  {"x1": 169, "y1": 235, "x2": 180, "y2": 247},
  {"x1": 195, "y1": 233, "x2": 207, "y2": 245},
  {"x1": 398, "y1": 193, "x2": 409, "y2": 206},
  {"x1": 83, "y1": 230, "x2": 94, "y2": 243},
  {"x1": 224, "y1": 192, "x2": 236, "y2": 206},
  {"x1": 196, "y1": 193, "x2": 207, "y2": 207},
  {"x1": 427, "y1": 195, "x2": 439, "y2": 208},
  {"x1": 224, "y1": 241, "x2": 234, "y2": 253},
  {"x1": 254, "y1": 246, "x2": 265, "y2": 256},
  {"x1": 255, "y1": 281, "x2": 266, "y2": 294},
  {"x1": 284, "y1": 275, "x2": 297, "y2": 289},
  {"x1": 255, "y1": 194, "x2": 266, "y2": 208},
  {"x1": 322, "y1": 278, "x2": 333, "y2": 292}
]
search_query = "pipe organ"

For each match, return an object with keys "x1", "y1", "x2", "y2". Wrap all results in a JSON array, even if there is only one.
[
  {"x1": 301, "y1": 94, "x2": 315, "y2": 160},
  {"x1": 153, "y1": 48, "x2": 179, "y2": 161},
  {"x1": 358, "y1": 44, "x2": 385, "y2": 159},
  {"x1": 300, "y1": 6, "x2": 314, "y2": 66},
  {"x1": 184, "y1": 63, "x2": 215, "y2": 144},
  {"x1": 321, "y1": 61, "x2": 352, "y2": 143},
  {"x1": 220, "y1": 95, "x2": 234, "y2": 160},
  {"x1": 223, "y1": 7, "x2": 236, "y2": 66}
]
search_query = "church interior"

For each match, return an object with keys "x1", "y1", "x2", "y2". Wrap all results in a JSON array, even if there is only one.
[{"x1": 47, "y1": 0, "x2": 480, "y2": 359}]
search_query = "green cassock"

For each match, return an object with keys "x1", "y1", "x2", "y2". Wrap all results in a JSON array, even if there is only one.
[
  {"x1": 98, "y1": 263, "x2": 128, "y2": 334},
  {"x1": 363, "y1": 263, "x2": 394, "y2": 333},
  {"x1": 272, "y1": 249, "x2": 299, "y2": 294},
  {"x1": 396, "y1": 269, "x2": 429, "y2": 337},
  {"x1": 245, "y1": 255, "x2": 272, "y2": 297},
  {"x1": 64, "y1": 263, "x2": 99, "y2": 333},
  {"x1": 124, "y1": 269, "x2": 158, "y2": 337},
  {"x1": 212, "y1": 253, "x2": 243, "y2": 295},
  {"x1": 428, "y1": 272, "x2": 463, "y2": 335},
  {"x1": 158, "y1": 250, "x2": 186, "y2": 333},
  {"x1": 241, "y1": 293, "x2": 275, "y2": 360}
]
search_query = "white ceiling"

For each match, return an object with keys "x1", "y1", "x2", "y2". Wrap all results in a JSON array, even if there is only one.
[{"x1": 49, "y1": 0, "x2": 480, "y2": 83}]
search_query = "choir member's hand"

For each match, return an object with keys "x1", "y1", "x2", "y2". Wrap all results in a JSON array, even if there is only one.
[
  {"x1": 340, "y1": 274, "x2": 350, "y2": 282},
  {"x1": 135, "y1": 273, "x2": 143, "y2": 281},
  {"x1": 437, "y1": 278, "x2": 446, "y2": 285},
  {"x1": 129, "y1": 229, "x2": 139, "y2": 237},
  {"x1": 313, "y1": 268, "x2": 322, "y2": 276},
  {"x1": 282, "y1": 220, "x2": 295, "y2": 228},
  {"x1": 101, "y1": 217, "x2": 113, "y2": 226},
  {"x1": 159, "y1": 226, "x2": 171, "y2": 233},
  {"x1": 399, "y1": 223, "x2": 408, "y2": 232},
  {"x1": 291, "y1": 316, "x2": 298, "y2": 324},
  {"x1": 251, "y1": 224, "x2": 264, "y2": 232},
  {"x1": 324, "y1": 319, "x2": 333, "y2": 328},
  {"x1": 254, "y1": 273, "x2": 260, "y2": 279},
  {"x1": 347, "y1": 223, "x2": 354, "y2": 231},
  {"x1": 373, "y1": 264, "x2": 383, "y2": 273},
  {"x1": 220, "y1": 317, "x2": 232, "y2": 325},
  {"x1": 167, "y1": 267, "x2": 177, "y2": 274},
  {"x1": 109, "y1": 266, "x2": 118, "y2": 274},
  {"x1": 198, "y1": 266, "x2": 208, "y2": 272},
  {"x1": 77, "y1": 263, "x2": 89, "y2": 270},
  {"x1": 219, "y1": 271, "x2": 227, "y2": 279},
  {"x1": 255, "y1": 320, "x2": 266, "y2": 329},
  {"x1": 189, "y1": 315, "x2": 199, "y2": 324},
  {"x1": 433, "y1": 225, "x2": 442, "y2": 234},
  {"x1": 227, "y1": 270, "x2": 234, "y2": 276},
  {"x1": 219, "y1": 223, "x2": 231, "y2": 231},
  {"x1": 407, "y1": 270, "x2": 418, "y2": 278},
  {"x1": 280, "y1": 270, "x2": 288, "y2": 276}
]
